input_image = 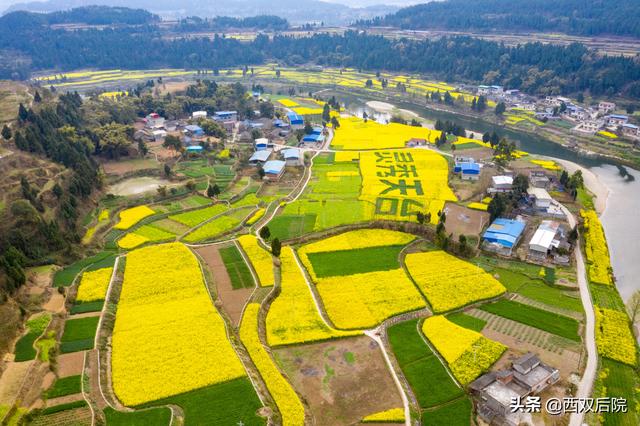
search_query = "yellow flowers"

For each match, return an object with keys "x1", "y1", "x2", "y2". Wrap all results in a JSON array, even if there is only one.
[
  {"x1": 237, "y1": 235, "x2": 274, "y2": 287},
  {"x1": 117, "y1": 225, "x2": 174, "y2": 249},
  {"x1": 98, "y1": 209, "x2": 110, "y2": 221},
  {"x1": 359, "y1": 150, "x2": 457, "y2": 224},
  {"x1": 112, "y1": 243, "x2": 246, "y2": 406},
  {"x1": 362, "y1": 408, "x2": 404, "y2": 423},
  {"x1": 332, "y1": 117, "x2": 441, "y2": 150},
  {"x1": 598, "y1": 131, "x2": 617, "y2": 139},
  {"x1": 240, "y1": 304, "x2": 305, "y2": 425},
  {"x1": 279, "y1": 98, "x2": 299, "y2": 107},
  {"x1": 292, "y1": 107, "x2": 324, "y2": 116},
  {"x1": 299, "y1": 229, "x2": 415, "y2": 255},
  {"x1": 467, "y1": 202, "x2": 488, "y2": 211},
  {"x1": 316, "y1": 269, "x2": 426, "y2": 329},
  {"x1": 246, "y1": 209, "x2": 266, "y2": 226},
  {"x1": 422, "y1": 316, "x2": 506, "y2": 384},
  {"x1": 266, "y1": 247, "x2": 359, "y2": 346},
  {"x1": 531, "y1": 159, "x2": 561, "y2": 171},
  {"x1": 405, "y1": 251, "x2": 505, "y2": 313},
  {"x1": 117, "y1": 233, "x2": 149, "y2": 250},
  {"x1": 595, "y1": 308, "x2": 637, "y2": 366},
  {"x1": 76, "y1": 267, "x2": 113, "y2": 303},
  {"x1": 334, "y1": 151, "x2": 360, "y2": 162},
  {"x1": 114, "y1": 205, "x2": 155, "y2": 230},
  {"x1": 581, "y1": 210, "x2": 613, "y2": 285}
]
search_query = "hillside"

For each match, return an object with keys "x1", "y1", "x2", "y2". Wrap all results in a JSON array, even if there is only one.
[{"x1": 362, "y1": 0, "x2": 640, "y2": 38}]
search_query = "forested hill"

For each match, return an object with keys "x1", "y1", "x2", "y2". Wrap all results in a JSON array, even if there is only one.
[
  {"x1": 1, "y1": 11, "x2": 640, "y2": 99},
  {"x1": 361, "y1": 0, "x2": 640, "y2": 38},
  {"x1": 2, "y1": 5, "x2": 158, "y2": 26}
]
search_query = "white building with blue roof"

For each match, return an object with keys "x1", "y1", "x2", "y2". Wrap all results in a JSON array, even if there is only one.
[
  {"x1": 482, "y1": 218, "x2": 526, "y2": 255},
  {"x1": 263, "y1": 160, "x2": 286, "y2": 180}
]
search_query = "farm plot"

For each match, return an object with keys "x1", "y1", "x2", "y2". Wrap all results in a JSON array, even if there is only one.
[
  {"x1": 479, "y1": 300, "x2": 581, "y2": 342},
  {"x1": 73, "y1": 267, "x2": 112, "y2": 311},
  {"x1": 388, "y1": 320, "x2": 465, "y2": 410},
  {"x1": 422, "y1": 316, "x2": 506, "y2": 384},
  {"x1": 169, "y1": 204, "x2": 229, "y2": 228},
  {"x1": 274, "y1": 335, "x2": 404, "y2": 425},
  {"x1": 594, "y1": 307, "x2": 637, "y2": 366},
  {"x1": 182, "y1": 207, "x2": 253, "y2": 243},
  {"x1": 53, "y1": 250, "x2": 116, "y2": 287},
  {"x1": 331, "y1": 117, "x2": 440, "y2": 150},
  {"x1": 240, "y1": 304, "x2": 305, "y2": 425},
  {"x1": 45, "y1": 375, "x2": 81, "y2": 399},
  {"x1": 219, "y1": 245, "x2": 254, "y2": 289},
  {"x1": 14, "y1": 313, "x2": 51, "y2": 362},
  {"x1": 60, "y1": 316, "x2": 99, "y2": 353},
  {"x1": 359, "y1": 150, "x2": 457, "y2": 224},
  {"x1": 114, "y1": 205, "x2": 155, "y2": 230},
  {"x1": 266, "y1": 247, "x2": 359, "y2": 346},
  {"x1": 404, "y1": 251, "x2": 505, "y2": 313},
  {"x1": 117, "y1": 224, "x2": 175, "y2": 249},
  {"x1": 595, "y1": 359, "x2": 640, "y2": 426},
  {"x1": 103, "y1": 407, "x2": 172, "y2": 426},
  {"x1": 581, "y1": 210, "x2": 614, "y2": 285},
  {"x1": 297, "y1": 230, "x2": 425, "y2": 329},
  {"x1": 111, "y1": 242, "x2": 247, "y2": 406},
  {"x1": 195, "y1": 244, "x2": 254, "y2": 326},
  {"x1": 237, "y1": 235, "x2": 274, "y2": 287}
]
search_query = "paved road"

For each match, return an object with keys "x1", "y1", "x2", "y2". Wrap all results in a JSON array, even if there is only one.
[{"x1": 561, "y1": 205, "x2": 597, "y2": 426}]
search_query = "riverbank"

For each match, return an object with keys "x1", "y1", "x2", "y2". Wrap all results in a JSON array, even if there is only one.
[{"x1": 553, "y1": 159, "x2": 609, "y2": 214}]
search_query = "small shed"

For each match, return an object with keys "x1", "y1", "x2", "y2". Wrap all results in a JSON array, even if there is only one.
[
  {"x1": 254, "y1": 137, "x2": 271, "y2": 151},
  {"x1": 282, "y1": 148, "x2": 303, "y2": 166},
  {"x1": 528, "y1": 220, "x2": 560, "y2": 257},
  {"x1": 458, "y1": 162, "x2": 480, "y2": 180},
  {"x1": 186, "y1": 145, "x2": 203, "y2": 153},
  {"x1": 491, "y1": 175, "x2": 513, "y2": 192},
  {"x1": 249, "y1": 150, "x2": 271, "y2": 165},
  {"x1": 287, "y1": 112, "x2": 304, "y2": 126},
  {"x1": 263, "y1": 160, "x2": 286, "y2": 180},
  {"x1": 302, "y1": 133, "x2": 324, "y2": 144},
  {"x1": 184, "y1": 125, "x2": 204, "y2": 137},
  {"x1": 192, "y1": 111, "x2": 207, "y2": 119},
  {"x1": 214, "y1": 111, "x2": 238, "y2": 122}
]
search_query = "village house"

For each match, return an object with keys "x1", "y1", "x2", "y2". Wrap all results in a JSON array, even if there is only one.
[
  {"x1": 406, "y1": 138, "x2": 428, "y2": 147},
  {"x1": 529, "y1": 171, "x2": 551, "y2": 189},
  {"x1": 527, "y1": 187, "x2": 565, "y2": 218},
  {"x1": 598, "y1": 101, "x2": 616, "y2": 114},
  {"x1": 281, "y1": 148, "x2": 303, "y2": 166},
  {"x1": 607, "y1": 114, "x2": 629, "y2": 127},
  {"x1": 453, "y1": 161, "x2": 480, "y2": 180},
  {"x1": 470, "y1": 353, "x2": 560, "y2": 426},
  {"x1": 213, "y1": 110, "x2": 238, "y2": 122},
  {"x1": 248, "y1": 150, "x2": 271, "y2": 165},
  {"x1": 575, "y1": 119, "x2": 604, "y2": 134},
  {"x1": 145, "y1": 112, "x2": 165, "y2": 129},
  {"x1": 287, "y1": 112, "x2": 304, "y2": 127},
  {"x1": 254, "y1": 137, "x2": 272, "y2": 151},
  {"x1": 482, "y1": 217, "x2": 526, "y2": 255},
  {"x1": 490, "y1": 175, "x2": 513, "y2": 193},
  {"x1": 528, "y1": 220, "x2": 563, "y2": 260},
  {"x1": 263, "y1": 160, "x2": 286, "y2": 181},
  {"x1": 622, "y1": 123, "x2": 639, "y2": 138},
  {"x1": 192, "y1": 110, "x2": 207, "y2": 119}
]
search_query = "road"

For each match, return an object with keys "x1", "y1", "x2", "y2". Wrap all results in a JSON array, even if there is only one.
[{"x1": 560, "y1": 204, "x2": 597, "y2": 426}]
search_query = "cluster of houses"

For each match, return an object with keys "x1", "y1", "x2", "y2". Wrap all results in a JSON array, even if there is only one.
[
  {"x1": 479, "y1": 170, "x2": 571, "y2": 263},
  {"x1": 472, "y1": 85, "x2": 639, "y2": 139},
  {"x1": 248, "y1": 136, "x2": 304, "y2": 181}
]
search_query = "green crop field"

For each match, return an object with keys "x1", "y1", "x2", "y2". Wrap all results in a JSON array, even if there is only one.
[
  {"x1": 183, "y1": 208, "x2": 251, "y2": 243},
  {"x1": 104, "y1": 407, "x2": 172, "y2": 425},
  {"x1": 54, "y1": 250, "x2": 116, "y2": 286},
  {"x1": 306, "y1": 245, "x2": 404, "y2": 277},
  {"x1": 388, "y1": 320, "x2": 464, "y2": 409},
  {"x1": 45, "y1": 375, "x2": 82, "y2": 399},
  {"x1": 70, "y1": 300, "x2": 104, "y2": 315},
  {"x1": 40, "y1": 400, "x2": 87, "y2": 415},
  {"x1": 599, "y1": 359, "x2": 640, "y2": 426},
  {"x1": 479, "y1": 300, "x2": 580, "y2": 341},
  {"x1": 446, "y1": 312, "x2": 486, "y2": 332},
  {"x1": 421, "y1": 396, "x2": 472, "y2": 426},
  {"x1": 139, "y1": 378, "x2": 264, "y2": 426},
  {"x1": 266, "y1": 214, "x2": 316, "y2": 240},
  {"x1": 219, "y1": 245, "x2": 255, "y2": 289},
  {"x1": 60, "y1": 316, "x2": 99, "y2": 353},
  {"x1": 14, "y1": 314, "x2": 51, "y2": 362},
  {"x1": 169, "y1": 204, "x2": 229, "y2": 228}
]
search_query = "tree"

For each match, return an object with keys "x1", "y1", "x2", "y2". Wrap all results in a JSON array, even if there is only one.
[
  {"x1": 207, "y1": 183, "x2": 221, "y2": 198},
  {"x1": 52, "y1": 183, "x2": 63, "y2": 198},
  {"x1": 200, "y1": 120, "x2": 227, "y2": 138},
  {"x1": 163, "y1": 135, "x2": 182, "y2": 151},
  {"x1": 34, "y1": 91, "x2": 42, "y2": 103},
  {"x1": 322, "y1": 103, "x2": 331, "y2": 123},
  {"x1": 137, "y1": 140, "x2": 148, "y2": 157},
  {"x1": 568, "y1": 170, "x2": 584, "y2": 190},
  {"x1": 330, "y1": 116, "x2": 340, "y2": 129},
  {"x1": 304, "y1": 121, "x2": 313, "y2": 134},
  {"x1": 494, "y1": 102, "x2": 506, "y2": 115},
  {"x1": 416, "y1": 212, "x2": 425, "y2": 224},
  {"x1": 444, "y1": 91, "x2": 453, "y2": 104},
  {"x1": 488, "y1": 193, "x2": 507, "y2": 220},
  {"x1": 259, "y1": 101, "x2": 275, "y2": 119},
  {"x1": 94, "y1": 123, "x2": 133, "y2": 160},
  {"x1": 157, "y1": 185, "x2": 167, "y2": 197},
  {"x1": 560, "y1": 170, "x2": 569, "y2": 186},
  {"x1": 271, "y1": 238, "x2": 282, "y2": 257},
  {"x1": 476, "y1": 96, "x2": 487, "y2": 112},
  {"x1": 627, "y1": 290, "x2": 640, "y2": 333},
  {"x1": 259, "y1": 226, "x2": 271, "y2": 240},
  {"x1": 576, "y1": 93, "x2": 584, "y2": 103},
  {"x1": 1, "y1": 125, "x2": 11, "y2": 140},
  {"x1": 164, "y1": 163, "x2": 171, "y2": 177},
  {"x1": 512, "y1": 174, "x2": 529, "y2": 196},
  {"x1": 185, "y1": 180, "x2": 196, "y2": 191},
  {"x1": 365, "y1": 79, "x2": 373, "y2": 88}
]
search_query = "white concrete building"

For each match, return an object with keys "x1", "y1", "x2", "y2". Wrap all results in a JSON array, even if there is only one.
[
  {"x1": 491, "y1": 175, "x2": 513, "y2": 192},
  {"x1": 527, "y1": 187, "x2": 553, "y2": 209},
  {"x1": 528, "y1": 220, "x2": 560, "y2": 258},
  {"x1": 192, "y1": 111, "x2": 207, "y2": 119}
]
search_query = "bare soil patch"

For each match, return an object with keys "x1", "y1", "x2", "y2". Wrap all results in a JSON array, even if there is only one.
[
  {"x1": 0, "y1": 361, "x2": 33, "y2": 405},
  {"x1": 57, "y1": 352, "x2": 84, "y2": 378},
  {"x1": 195, "y1": 245, "x2": 254, "y2": 327},
  {"x1": 443, "y1": 202, "x2": 490, "y2": 237},
  {"x1": 101, "y1": 158, "x2": 159, "y2": 176},
  {"x1": 42, "y1": 293, "x2": 65, "y2": 314},
  {"x1": 274, "y1": 335, "x2": 403, "y2": 426}
]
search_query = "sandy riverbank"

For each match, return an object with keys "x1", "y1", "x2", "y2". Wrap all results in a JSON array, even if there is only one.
[{"x1": 366, "y1": 101, "x2": 419, "y2": 118}]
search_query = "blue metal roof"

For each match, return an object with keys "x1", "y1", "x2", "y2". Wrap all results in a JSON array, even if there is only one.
[
  {"x1": 460, "y1": 163, "x2": 480, "y2": 174},
  {"x1": 186, "y1": 145, "x2": 203, "y2": 152},
  {"x1": 264, "y1": 160, "x2": 286, "y2": 175},
  {"x1": 214, "y1": 110, "x2": 237, "y2": 115},
  {"x1": 249, "y1": 150, "x2": 271, "y2": 162},
  {"x1": 185, "y1": 125, "x2": 203, "y2": 132},
  {"x1": 311, "y1": 126, "x2": 323, "y2": 135},
  {"x1": 287, "y1": 112, "x2": 304, "y2": 123},
  {"x1": 282, "y1": 148, "x2": 301, "y2": 159},
  {"x1": 609, "y1": 114, "x2": 628, "y2": 119},
  {"x1": 483, "y1": 218, "x2": 525, "y2": 248},
  {"x1": 303, "y1": 134, "x2": 323, "y2": 142}
]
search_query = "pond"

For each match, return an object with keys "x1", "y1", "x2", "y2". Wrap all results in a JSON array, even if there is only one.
[{"x1": 107, "y1": 176, "x2": 174, "y2": 196}]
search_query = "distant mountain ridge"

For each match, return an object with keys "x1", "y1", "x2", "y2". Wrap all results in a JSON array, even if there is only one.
[
  {"x1": 3, "y1": 0, "x2": 399, "y2": 24},
  {"x1": 361, "y1": 0, "x2": 640, "y2": 38}
]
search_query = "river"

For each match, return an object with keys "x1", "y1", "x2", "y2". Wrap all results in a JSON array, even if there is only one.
[{"x1": 340, "y1": 94, "x2": 640, "y2": 302}]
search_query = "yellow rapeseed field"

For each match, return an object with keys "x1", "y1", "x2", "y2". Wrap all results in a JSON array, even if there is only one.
[
  {"x1": 359, "y1": 149, "x2": 457, "y2": 224},
  {"x1": 240, "y1": 304, "x2": 306, "y2": 425},
  {"x1": 300, "y1": 229, "x2": 415, "y2": 255},
  {"x1": 405, "y1": 251, "x2": 505, "y2": 312},
  {"x1": 316, "y1": 269, "x2": 426, "y2": 329},
  {"x1": 334, "y1": 151, "x2": 360, "y2": 162},
  {"x1": 595, "y1": 307, "x2": 637, "y2": 366},
  {"x1": 531, "y1": 159, "x2": 561, "y2": 171},
  {"x1": 246, "y1": 209, "x2": 266, "y2": 226},
  {"x1": 114, "y1": 205, "x2": 155, "y2": 230},
  {"x1": 112, "y1": 243, "x2": 246, "y2": 406},
  {"x1": 422, "y1": 316, "x2": 506, "y2": 384},
  {"x1": 362, "y1": 408, "x2": 404, "y2": 423},
  {"x1": 331, "y1": 117, "x2": 440, "y2": 150},
  {"x1": 76, "y1": 267, "x2": 113, "y2": 303},
  {"x1": 266, "y1": 247, "x2": 359, "y2": 346},
  {"x1": 581, "y1": 210, "x2": 613, "y2": 285},
  {"x1": 279, "y1": 98, "x2": 299, "y2": 107},
  {"x1": 237, "y1": 235, "x2": 274, "y2": 287},
  {"x1": 467, "y1": 202, "x2": 488, "y2": 211}
]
